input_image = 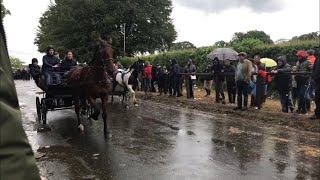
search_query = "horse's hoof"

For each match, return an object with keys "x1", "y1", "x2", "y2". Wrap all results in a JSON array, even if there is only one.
[
  {"x1": 134, "y1": 104, "x2": 139, "y2": 107},
  {"x1": 78, "y1": 124, "x2": 84, "y2": 132}
]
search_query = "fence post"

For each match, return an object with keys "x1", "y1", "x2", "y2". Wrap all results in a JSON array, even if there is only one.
[
  {"x1": 256, "y1": 73, "x2": 262, "y2": 109},
  {"x1": 185, "y1": 75, "x2": 191, "y2": 99}
]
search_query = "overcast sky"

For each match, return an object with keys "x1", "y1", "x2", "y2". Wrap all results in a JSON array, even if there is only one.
[{"x1": 3, "y1": 0, "x2": 320, "y2": 64}]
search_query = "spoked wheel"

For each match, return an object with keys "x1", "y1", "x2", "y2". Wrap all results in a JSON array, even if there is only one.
[
  {"x1": 41, "y1": 99, "x2": 47, "y2": 125},
  {"x1": 36, "y1": 97, "x2": 41, "y2": 122}
]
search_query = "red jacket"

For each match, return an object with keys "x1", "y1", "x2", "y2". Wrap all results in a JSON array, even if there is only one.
[
  {"x1": 309, "y1": 55, "x2": 316, "y2": 65},
  {"x1": 144, "y1": 65, "x2": 152, "y2": 79}
]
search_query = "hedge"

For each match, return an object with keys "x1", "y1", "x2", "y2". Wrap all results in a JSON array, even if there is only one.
[{"x1": 121, "y1": 39, "x2": 319, "y2": 72}]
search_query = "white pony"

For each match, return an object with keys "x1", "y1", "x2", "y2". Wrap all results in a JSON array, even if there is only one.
[{"x1": 111, "y1": 59, "x2": 145, "y2": 107}]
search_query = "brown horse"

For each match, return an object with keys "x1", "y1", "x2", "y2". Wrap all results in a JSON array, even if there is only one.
[{"x1": 69, "y1": 41, "x2": 114, "y2": 134}]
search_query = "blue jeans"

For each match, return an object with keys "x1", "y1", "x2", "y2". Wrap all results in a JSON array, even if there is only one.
[
  {"x1": 43, "y1": 71, "x2": 61, "y2": 85},
  {"x1": 144, "y1": 78, "x2": 151, "y2": 93},
  {"x1": 236, "y1": 80, "x2": 249, "y2": 108}
]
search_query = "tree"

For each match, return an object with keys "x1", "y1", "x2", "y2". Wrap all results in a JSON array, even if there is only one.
[
  {"x1": 1, "y1": 0, "x2": 11, "y2": 20},
  {"x1": 232, "y1": 38, "x2": 264, "y2": 55},
  {"x1": 214, "y1": 40, "x2": 229, "y2": 47},
  {"x1": 291, "y1": 32, "x2": 320, "y2": 41},
  {"x1": 230, "y1": 30, "x2": 273, "y2": 45},
  {"x1": 10, "y1": 56, "x2": 24, "y2": 70},
  {"x1": 171, "y1": 41, "x2": 196, "y2": 50},
  {"x1": 35, "y1": 0, "x2": 177, "y2": 61}
]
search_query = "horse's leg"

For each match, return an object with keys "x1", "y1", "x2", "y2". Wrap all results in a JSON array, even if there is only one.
[
  {"x1": 88, "y1": 96, "x2": 100, "y2": 120},
  {"x1": 127, "y1": 85, "x2": 138, "y2": 106},
  {"x1": 111, "y1": 81, "x2": 116, "y2": 104},
  {"x1": 101, "y1": 95, "x2": 108, "y2": 135},
  {"x1": 74, "y1": 96, "x2": 84, "y2": 132}
]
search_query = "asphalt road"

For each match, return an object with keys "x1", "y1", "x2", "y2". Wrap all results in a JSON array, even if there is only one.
[{"x1": 16, "y1": 80, "x2": 320, "y2": 180}]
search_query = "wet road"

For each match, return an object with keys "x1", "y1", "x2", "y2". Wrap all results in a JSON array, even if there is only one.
[{"x1": 17, "y1": 81, "x2": 320, "y2": 180}]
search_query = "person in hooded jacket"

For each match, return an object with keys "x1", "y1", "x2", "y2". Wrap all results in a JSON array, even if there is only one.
[
  {"x1": 295, "y1": 50, "x2": 313, "y2": 114},
  {"x1": 271, "y1": 56, "x2": 294, "y2": 113},
  {"x1": 224, "y1": 59, "x2": 236, "y2": 103},
  {"x1": 184, "y1": 59, "x2": 197, "y2": 99},
  {"x1": 42, "y1": 45, "x2": 61, "y2": 85},
  {"x1": 211, "y1": 58, "x2": 226, "y2": 104},
  {"x1": 170, "y1": 59, "x2": 182, "y2": 97},
  {"x1": 29, "y1": 58, "x2": 41, "y2": 85}
]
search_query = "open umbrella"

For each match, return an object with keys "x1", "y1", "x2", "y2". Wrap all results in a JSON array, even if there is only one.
[
  {"x1": 207, "y1": 48, "x2": 238, "y2": 61},
  {"x1": 260, "y1": 58, "x2": 277, "y2": 67}
]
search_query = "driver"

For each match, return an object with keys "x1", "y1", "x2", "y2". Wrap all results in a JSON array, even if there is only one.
[{"x1": 42, "y1": 45, "x2": 61, "y2": 85}]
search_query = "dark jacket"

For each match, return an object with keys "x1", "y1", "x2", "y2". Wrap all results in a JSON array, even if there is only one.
[
  {"x1": 295, "y1": 58, "x2": 313, "y2": 84},
  {"x1": 60, "y1": 58, "x2": 77, "y2": 71},
  {"x1": 29, "y1": 64, "x2": 41, "y2": 78},
  {"x1": 204, "y1": 66, "x2": 213, "y2": 81},
  {"x1": 170, "y1": 59, "x2": 182, "y2": 79},
  {"x1": 224, "y1": 64, "x2": 236, "y2": 82},
  {"x1": 42, "y1": 47, "x2": 60, "y2": 71},
  {"x1": 211, "y1": 61, "x2": 224, "y2": 82},
  {"x1": 312, "y1": 56, "x2": 320, "y2": 82},
  {"x1": 273, "y1": 59, "x2": 292, "y2": 93}
]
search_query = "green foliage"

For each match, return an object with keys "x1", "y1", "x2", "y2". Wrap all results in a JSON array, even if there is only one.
[
  {"x1": 10, "y1": 56, "x2": 24, "y2": 70},
  {"x1": 230, "y1": 30, "x2": 273, "y2": 45},
  {"x1": 232, "y1": 38, "x2": 265, "y2": 55},
  {"x1": 35, "y1": 0, "x2": 177, "y2": 62},
  {"x1": 122, "y1": 40, "x2": 319, "y2": 72},
  {"x1": 171, "y1": 41, "x2": 196, "y2": 51},
  {"x1": 291, "y1": 31, "x2": 320, "y2": 41},
  {"x1": 1, "y1": 0, "x2": 11, "y2": 20},
  {"x1": 251, "y1": 39, "x2": 319, "y2": 65},
  {"x1": 214, "y1": 40, "x2": 229, "y2": 47}
]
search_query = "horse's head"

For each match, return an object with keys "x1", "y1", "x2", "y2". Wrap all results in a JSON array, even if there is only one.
[
  {"x1": 92, "y1": 44, "x2": 114, "y2": 74},
  {"x1": 136, "y1": 58, "x2": 145, "y2": 73}
]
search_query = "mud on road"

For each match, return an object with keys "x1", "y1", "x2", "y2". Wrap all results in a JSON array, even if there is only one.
[{"x1": 136, "y1": 91, "x2": 320, "y2": 133}]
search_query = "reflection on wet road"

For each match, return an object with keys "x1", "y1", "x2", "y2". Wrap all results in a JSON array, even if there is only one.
[{"x1": 17, "y1": 81, "x2": 320, "y2": 180}]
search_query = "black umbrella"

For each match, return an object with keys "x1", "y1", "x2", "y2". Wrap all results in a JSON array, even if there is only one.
[{"x1": 207, "y1": 48, "x2": 239, "y2": 61}]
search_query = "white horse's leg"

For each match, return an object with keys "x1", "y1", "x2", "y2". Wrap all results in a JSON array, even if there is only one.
[{"x1": 127, "y1": 85, "x2": 138, "y2": 106}]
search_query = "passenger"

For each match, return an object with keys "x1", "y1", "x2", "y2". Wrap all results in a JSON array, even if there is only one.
[
  {"x1": 42, "y1": 45, "x2": 61, "y2": 85},
  {"x1": 29, "y1": 58, "x2": 41, "y2": 85},
  {"x1": 61, "y1": 51, "x2": 77, "y2": 71}
]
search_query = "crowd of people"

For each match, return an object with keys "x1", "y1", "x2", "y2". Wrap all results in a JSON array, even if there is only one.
[
  {"x1": 141, "y1": 49, "x2": 319, "y2": 119},
  {"x1": 12, "y1": 68, "x2": 31, "y2": 80},
  {"x1": 24, "y1": 43, "x2": 319, "y2": 119}
]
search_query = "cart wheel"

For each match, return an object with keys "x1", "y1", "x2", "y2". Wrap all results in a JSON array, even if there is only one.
[
  {"x1": 41, "y1": 99, "x2": 47, "y2": 125},
  {"x1": 36, "y1": 97, "x2": 41, "y2": 121}
]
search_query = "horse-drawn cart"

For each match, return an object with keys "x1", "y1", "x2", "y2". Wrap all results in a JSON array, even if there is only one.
[{"x1": 35, "y1": 71, "x2": 90, "y2": 125}]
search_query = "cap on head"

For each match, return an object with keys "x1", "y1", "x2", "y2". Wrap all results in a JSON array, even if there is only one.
[
  {"x1": 238, "y1": 52, "x2": 247, "y2": 57},
  {"x1": 296, "y1": 50, "x2": 307, "y2": 58}
]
